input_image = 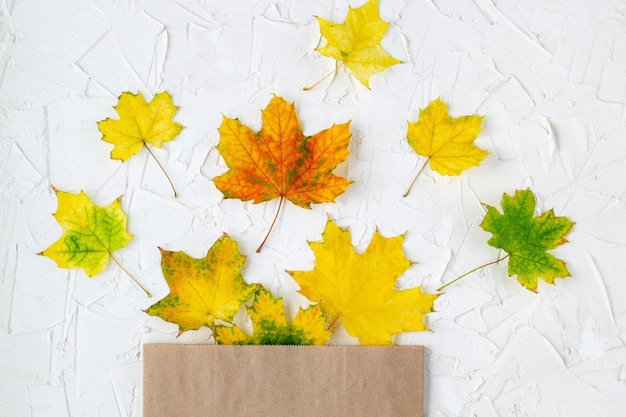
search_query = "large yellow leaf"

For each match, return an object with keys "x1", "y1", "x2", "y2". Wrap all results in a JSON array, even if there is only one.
[
  {"x1": 145, "y1": 235, "x2": 257, "y2": 333},
  {"x1": 98, "y1": 91, "x2": 182, "y2": 161},
  {"x1": 215, "y1": 288, "x2": 331, "y2": 345},
  {"x1": 406, "y1": 97, "x2": 486, "y2": 176},
  {"x1": 316, "y1": 0, "x2": 402, "y2": 88},
  {"x1": 290, "y1": 221, "x2": 437, "y2": 345}
]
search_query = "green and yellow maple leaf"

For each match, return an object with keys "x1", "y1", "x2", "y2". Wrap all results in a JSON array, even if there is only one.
[
  {"x1": 215, "y1": 288, "x2": 331, "y2": 345},
  {"x1": 480, "y1": 189, "x2": 574, "y2": 291},
  {"x1": 145, "y1": 235, "x2": 257, "y2": 333},
  {"x1": 41, "y1": 189, "x2": 132, "y2": 277},
  {"x1": 290, "y1": 221, "x2": 437, "y2": 345},
  {"x1": 404, "y1": 98, "x2": 486, "y2": 195},
  {"x1": 316, "y1": 0, "x2": 402, "y2": 88},
  {"x1": 213, "y1": 94, "x2": 352, "y2": 251}
]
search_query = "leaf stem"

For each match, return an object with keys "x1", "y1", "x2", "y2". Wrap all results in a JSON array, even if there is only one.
[
  {"x1": 109, "y1": 254, "x2": 152, "y2": 298},
  {"x1": 437, "y1": 254, "x2": 509, "y2": 292},
  {"x1": 403, "y1": 157, "x2": 430, "y2": 197},
  {"x1": 303, "y1": 62, "x2": 344, "y2": 91},
  {"x1": 143, "y1": 143, "x2": 177, "y2": 198},
  {"x1": 256, "y1": 196, "x2": 285, "y2": 253},
  {"x1": 326, "y1": 316, "x2": 340, "y2": 331}
]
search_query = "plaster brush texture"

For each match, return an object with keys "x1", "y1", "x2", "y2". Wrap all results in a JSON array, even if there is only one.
[{"x1": 1, "y1": 0, "x2": 626, "y2": 416}]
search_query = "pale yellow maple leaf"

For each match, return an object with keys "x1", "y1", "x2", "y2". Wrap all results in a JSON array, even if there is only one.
[{"x1": 316, "y1": 0, "x2": 402, "y2": 88}]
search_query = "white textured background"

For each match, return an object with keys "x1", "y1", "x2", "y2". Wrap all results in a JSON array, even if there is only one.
[{"x1": 2, "y1": 0, "x2": 626, "y2": 416}]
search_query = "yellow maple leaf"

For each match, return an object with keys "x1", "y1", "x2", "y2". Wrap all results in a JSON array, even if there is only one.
[
  {"x1": 290, "y1": 221, "x2": 437, "y2": 345},
  {"x1": 407, "y1": 98, "x2": 486, "y2": 176},
  {"x1": 98, "y1": 91, "x2": 182, "y2": 161},
  {"x1": 316, "y1": 0, "x2": 402, "y2": 88},
  {"x1": 145, "y1": 235, "x2": 257, "y2": 333},
  {"x1": 98, "y1": 91, "x2": 182, "y2": 196},
  {"x1": 215, "y1": 289, "x2": 331, "y2": 345},
  {"x1": 404, "y1": 98, "x2": 487, "y2": 195}
]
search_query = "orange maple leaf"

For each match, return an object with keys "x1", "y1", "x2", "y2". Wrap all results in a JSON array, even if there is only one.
[{"x1": 213, "y1": 95, "x2": 352, "y2": 251}]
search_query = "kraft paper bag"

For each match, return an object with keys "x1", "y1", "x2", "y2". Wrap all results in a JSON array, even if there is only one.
[{"x1": 143, "y1": 344, "x2": 423, "y2": 417}]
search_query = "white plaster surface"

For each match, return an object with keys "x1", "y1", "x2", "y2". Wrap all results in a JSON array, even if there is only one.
[{"x1": 1, "y1": 0, "x2": 626, "y2": 415}]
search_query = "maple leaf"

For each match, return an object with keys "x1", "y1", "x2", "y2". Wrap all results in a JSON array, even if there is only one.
[
  {"x1": 315, "y1": 0, "x2": 402, "y2": 88},
  {"x1": 98, "y1": 91, "x2": 182, "y2": 160},
  {"x1": 213, "y1": 95, "x2": 352, "y2": 251},
  {"x1": 404, "y1": 98, "x2": 486, "y2": 195},
  {"x1": 97, "y1": 91, "x2": 182, "y2": 196},
  {"x1": 215, "y1": 288, "x2": 331, "y2": 345},
  {"x1": 290, "y1": 221, "x2": 437, "y2": 345},
  {"x1": 480, "y1": 189, "x2": 574, "y2": 292},
  {"x1": 145, "y1": 235, "x2": 258, "y2": 333},
  {"x1": 41, "y1": 189, "x2": 132, "y2": 277}
]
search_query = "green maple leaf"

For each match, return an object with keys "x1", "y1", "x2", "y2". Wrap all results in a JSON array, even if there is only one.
[
  {"x1": 41, "y1": 189, "x2": 132, "y2": 277},
  {"x1": 480, "y1": 189, "x2": 573, "y2": 291}
]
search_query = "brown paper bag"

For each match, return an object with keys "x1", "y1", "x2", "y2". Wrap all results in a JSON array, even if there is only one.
[{"x1": 143, "y1": 344, "x2": 423, "y2": 417}]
